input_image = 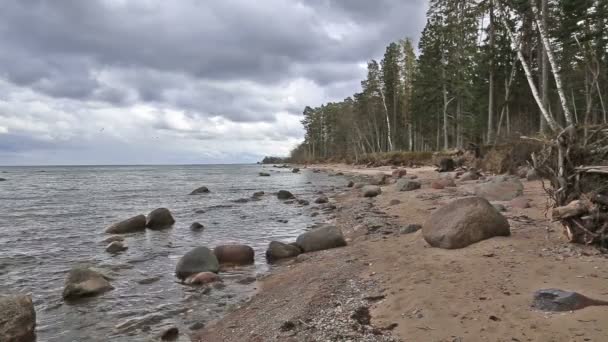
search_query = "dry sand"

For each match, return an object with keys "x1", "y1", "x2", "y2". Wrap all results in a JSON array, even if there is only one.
[{"x1": 193, "y1": 164, "x2": 608, "y2": 342}]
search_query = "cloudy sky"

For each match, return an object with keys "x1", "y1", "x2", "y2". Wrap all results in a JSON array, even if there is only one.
[{"x1": 0, "y1": 0, "x2": 427, "y2": 165}]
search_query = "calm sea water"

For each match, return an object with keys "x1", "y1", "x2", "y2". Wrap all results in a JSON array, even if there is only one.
[{"x1": 0, "y1": 164, "x2": 343, "y2": 342}]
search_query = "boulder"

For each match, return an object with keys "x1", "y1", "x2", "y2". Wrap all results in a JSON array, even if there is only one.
[
  {"x1": 370, "y1": 173, "x2": 390, "y2": 186},
  {"x1": 277, "y1": 190, "x2": 295, "y2": 200},
  {"x1": 295, "y1": 225, "x2": 346, "y2": 253},
  {"x1": 396, "y1": 179, "x2": 421, "y2": 192},
  {"x1": 532, "y1": 289, "x2": 608, "y2": 312},
  {"x1": 62, "y1": 267, "x2": 114, "y2": 300},
  {"x1": 314, "y1": 196, "x2": 329, "y2": 204},
  {"x1": 423, "y1": 197, "x2": 510, "y2": 249},
  {"x1": 526, "y1": 169, "x2": 541, "y2": 181},
  {"x1": 190, "y1": 222, "x2": 204, "y2": 231},
  {"x1": 213, "y1": 244, "x2": 254, "y2": 265},
  {"x1": 265, "y1": 241, "x2": 302, "y2": 261},
  {"x1": 510, "y1": 197, "x2": 531, "y2": 209},
  {"x1": 259, "y1": 172, "x2": 271, "y2": 177},
  {"x1": 438, "y1": 158, "x2": 455, "y2": 172},
  {"x1": 184, "y1": 272, "x2": 221, "y2": 286},
  {"x1": 392, "y1": 169, "x2": 408, "y2": 178},
  {"x1": 160, "y1": 326, "x2": 179, "y2": 341},
  {"x1": 106, "y1": 241, "x2": 128, "y2": 254},
  {"x1": 347, "y1": 181, "x2": 355, "y2": 188},
  {"x1": 175, "y1": 247, "x2": 220, "y2": 281},
  {"x1": 474, "y1": 177, "x2": 524, "y2": 201},
  {"x1": 362, "y1": 185, "x2": 381, "y2": 198},
  {"x1": 146, "y1": 208, "x2": 175, "y2": 230},
  {"x1": 0, "y1": 295, "x2": 36, "y2": 342},
  {"x1": 105, "y1": 215, "x2": 146, "y2": 234},
  {"x1": 291, "y1": 168, "x2": 300, "y2": 173},
  {"x1": 190, "y1": 186, "x2": 210, "y2": 195}
]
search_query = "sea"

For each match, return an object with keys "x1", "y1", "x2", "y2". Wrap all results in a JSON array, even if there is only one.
[{"x1": 0, "y1": 164, "x2": 344, "y2": 342}]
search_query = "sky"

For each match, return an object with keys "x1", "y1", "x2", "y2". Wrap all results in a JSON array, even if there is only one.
[{"x1": 0, "y1": 0, "x2": 428, "y2": 165}]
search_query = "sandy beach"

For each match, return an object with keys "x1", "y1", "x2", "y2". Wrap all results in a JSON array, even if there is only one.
[{"x1": 193, "y1": 164, "x2": 608, "y2": 342}]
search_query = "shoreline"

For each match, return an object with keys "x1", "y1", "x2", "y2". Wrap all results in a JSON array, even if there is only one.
[{"x1": 192, "y1": 164, "x2": 608, "y2": 342}]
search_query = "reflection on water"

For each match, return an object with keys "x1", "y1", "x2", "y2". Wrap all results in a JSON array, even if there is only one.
[{"x1": 0, "y1": 165, "x2": 343, "y2": 341}]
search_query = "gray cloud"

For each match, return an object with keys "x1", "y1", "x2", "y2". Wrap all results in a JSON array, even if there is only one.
[{"x1": 0, "y1": 0, "x2": 427, "y2": 164}]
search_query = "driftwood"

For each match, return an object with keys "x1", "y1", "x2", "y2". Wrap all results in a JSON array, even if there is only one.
[{"x1": 533, "y1": 125, "x2": 608, "y2": 246}]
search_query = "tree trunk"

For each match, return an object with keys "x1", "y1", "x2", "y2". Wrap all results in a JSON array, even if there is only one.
[
  {"x1": 442, "y1": 59, "x2": 449, "y2": 150},
  {"x1": 379, "y1": 87, "x2": 394, "y2": 151},
  {"x1": 487, "y1": 0, "x2": 495, "y2": 143},
  {"x1": 540, "y1": 0, "x2": 549, "y2": 133},
  {"x1": 530, "y1": 0, "x2": 574, "y2": 126}
]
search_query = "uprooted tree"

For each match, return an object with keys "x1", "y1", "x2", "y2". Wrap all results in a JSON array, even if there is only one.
[{"x1": 501, "y1": 0, "x2": 608, "y2": 247}]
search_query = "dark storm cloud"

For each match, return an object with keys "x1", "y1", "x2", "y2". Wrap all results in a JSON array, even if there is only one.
[{"x1": 0, "y1": 0, "x2": 427, "y2": 164}]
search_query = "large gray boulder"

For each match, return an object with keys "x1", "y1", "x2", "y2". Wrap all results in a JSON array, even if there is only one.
[
  {"x1": 105, "y1": 215, "x2": 146, "y2": 234},
  {"x1": 295, "y1": 225, "x2": 346, "y2": 253},
  {"x1": 0, "y1": 295, "x2": 36, "y2": 342},
  {"x1": 396, "y1": 179, "x2": 421, "y2": 192},
  {"x1": 265, "y1": 241, "x2": 301, "y2": 261},
  {"x1": 175, "y1": 247, "x2": 219, "y2": 281},
  {"x1": 423, "y1": 197, "x2": 510, "y2": 249},
  {"x1": 474, "y1": 177, "x2": 523, "y2": 201},
  {"x1": 146, "y1": 208, "x2": 175, "y2": 230},
  {"x1": 213, "y1": 244, "x2": 254, "y2": 265},
  {"x1": 362, "y1": 185, "x2": 381, "y2": 198},
  {"x1": 63, "y1": 267, "x2": 114, "y2": 300}
]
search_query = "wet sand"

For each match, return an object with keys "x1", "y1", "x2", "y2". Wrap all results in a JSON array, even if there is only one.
[{"x1": 193, "y1": 165, "x2": 608, "y2": 342}]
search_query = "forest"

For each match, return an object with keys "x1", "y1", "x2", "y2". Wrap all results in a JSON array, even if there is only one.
[{"x1": 289, "y1": 0, "x2": 608, "y2": 163}]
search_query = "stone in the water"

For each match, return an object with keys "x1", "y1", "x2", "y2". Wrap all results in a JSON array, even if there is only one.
[
  {"x1": 400, "y1": 224, "x2": 422, "y2": 234},
  {"x1": 252, "y1": 191, "x2": 265, "y2": 198},
  {"x1": 347, "y1": 180, "x2": 354, "y2": 187},
  {"x1": 175, "y1": 247, "x2": 220, "y2": 281},
  {"x1": 266, "y1": 241, "x2": 301, "y2": 261},
  {"x1": 0, "y1": 178, "x2": 6, "y2": 181},
  {"x1": 185, "y1": 272, "x2": 221, "y2": 285},
  {"x1": 474, "y1": 177, "x2": 523, "y2": 201},
  {"x1": 532, "y1": 289, "x2": 608, "y2": 312},
  {"x1": 102, "y1": 235, "x2": 125, "y2": 244},
  {"x1": 146, "y1": 208, "x2": 175, "y2": 230},
  {"x1": 291, "y1": 168, "x2": 300, "y2": 173},
  {"x1": 277, "y1": 190, "x2": 295, "y2": 200},
  {"x1": 190, "y1": 186, "x2": 210, "y2": 195},
  {"x1": 190, "y1": 222, "x2": 204, "y2": 231},
  {"x1": 63, "y1": 267, "x2": 114, "y2": 300},
  {"x1": 362, "y1": 185, "x2": 381, "y2": 198},
  {"x1": 105, "y1": 215, "x2": 147, "y2": 234},
  {"x1": 297, "y1": 199, "x2": 310, "y2": 206},
  {"x1": 314, "y1": 195, "x2": 329, "y2": 204},
  {"x1": 396, "y1": 179, "x2": 421, "y2": 192},
  {"x1": 137, "y1": 276, "x2": 161, "y2": 285},
  {"x1": 213, "y1": 244, "x2": 254, "y2": 265},
  {"x1": 106, "y1": 241, "x2": 128, "y2": 254},
  {"x1": 231, "y1": 198, "x2": 250, "y2": 203},
  {"x1": 423, "y1": 197, "x2": 510, "y2": 249},
  {"x1": 0, "y1": 295, "x2": 36, "y2": 342},
  {"x1": 259, "y1": 172, "x2": 271, "y2": 177},
  {"x1": 160, "y1": 326, "x2": 179, "y2": 341},
  {"x1": 295, "y1": 225, "x2": 346, "y2": 253}
]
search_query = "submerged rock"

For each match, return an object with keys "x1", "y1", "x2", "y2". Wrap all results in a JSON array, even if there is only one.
[
  {"x1": 184, "y1": 272, "x2": 221, "y2": 286},
  {"x1": 190, "y1": 186, "x2": 210, "y2": 195},
  {"x1": 266, "y1": 241, "x2": 301, "y2": 261},
  {"x1": 277, "y1": 190, "x2": 295, "y2": 200},
  {"x1": 213, "y1": 244, "x2": 254, "y2": 265},
  {"x1": 106, "y1": 241, "x2": 128, "y2": 254},
  {"x1": 102, "y1": 235, "x2": 125, "y2": 244},
  {"x1": 0, "y1": 295, "x2": 36, "y2": 342},
  {"x1": 297, "y1": 199, "x2": 310, "y2": 206},
  {"x1": 175, "y1": 247, "x2": 219, "y2": 281},
  {"x1": 423, "y1": 197, "x2": 510, "y2": 249},
  {"x1": 160, "y1": 326, "x2": 179, "y2": 341},
  {"x1": 259, "y1": 172, "x2": 271, "y2": 177},
  {"x1": 63, "y1": 267, "x2": 114, "y2": 300},
  {"x1": 362, "y1": 185, "x2": 381, "y2": 198},
  {"x1": 295, "y1": 225, "x2": 346, "y2": 253},
  {"x1": 532, "y1": 289, "x2": 608, "y2": 312},
  {"x1": 252, "y1": 191, "x2": 265, "y2": 198},
  {"x1": 105, "y1": 215, "x2": 146, "y2": 234},
  {"x1": 190, "y1": 222, "x2": 204, "y2": 231},
  {"x1": 347, "y1": 181, "x2": 355, "y2": 188},
  {"x1": 146, "y1": 208, "x2": 175, "y2": 230},
  {"x1": 291, "y1": 168, "x2": 300, "y2": 173}
]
